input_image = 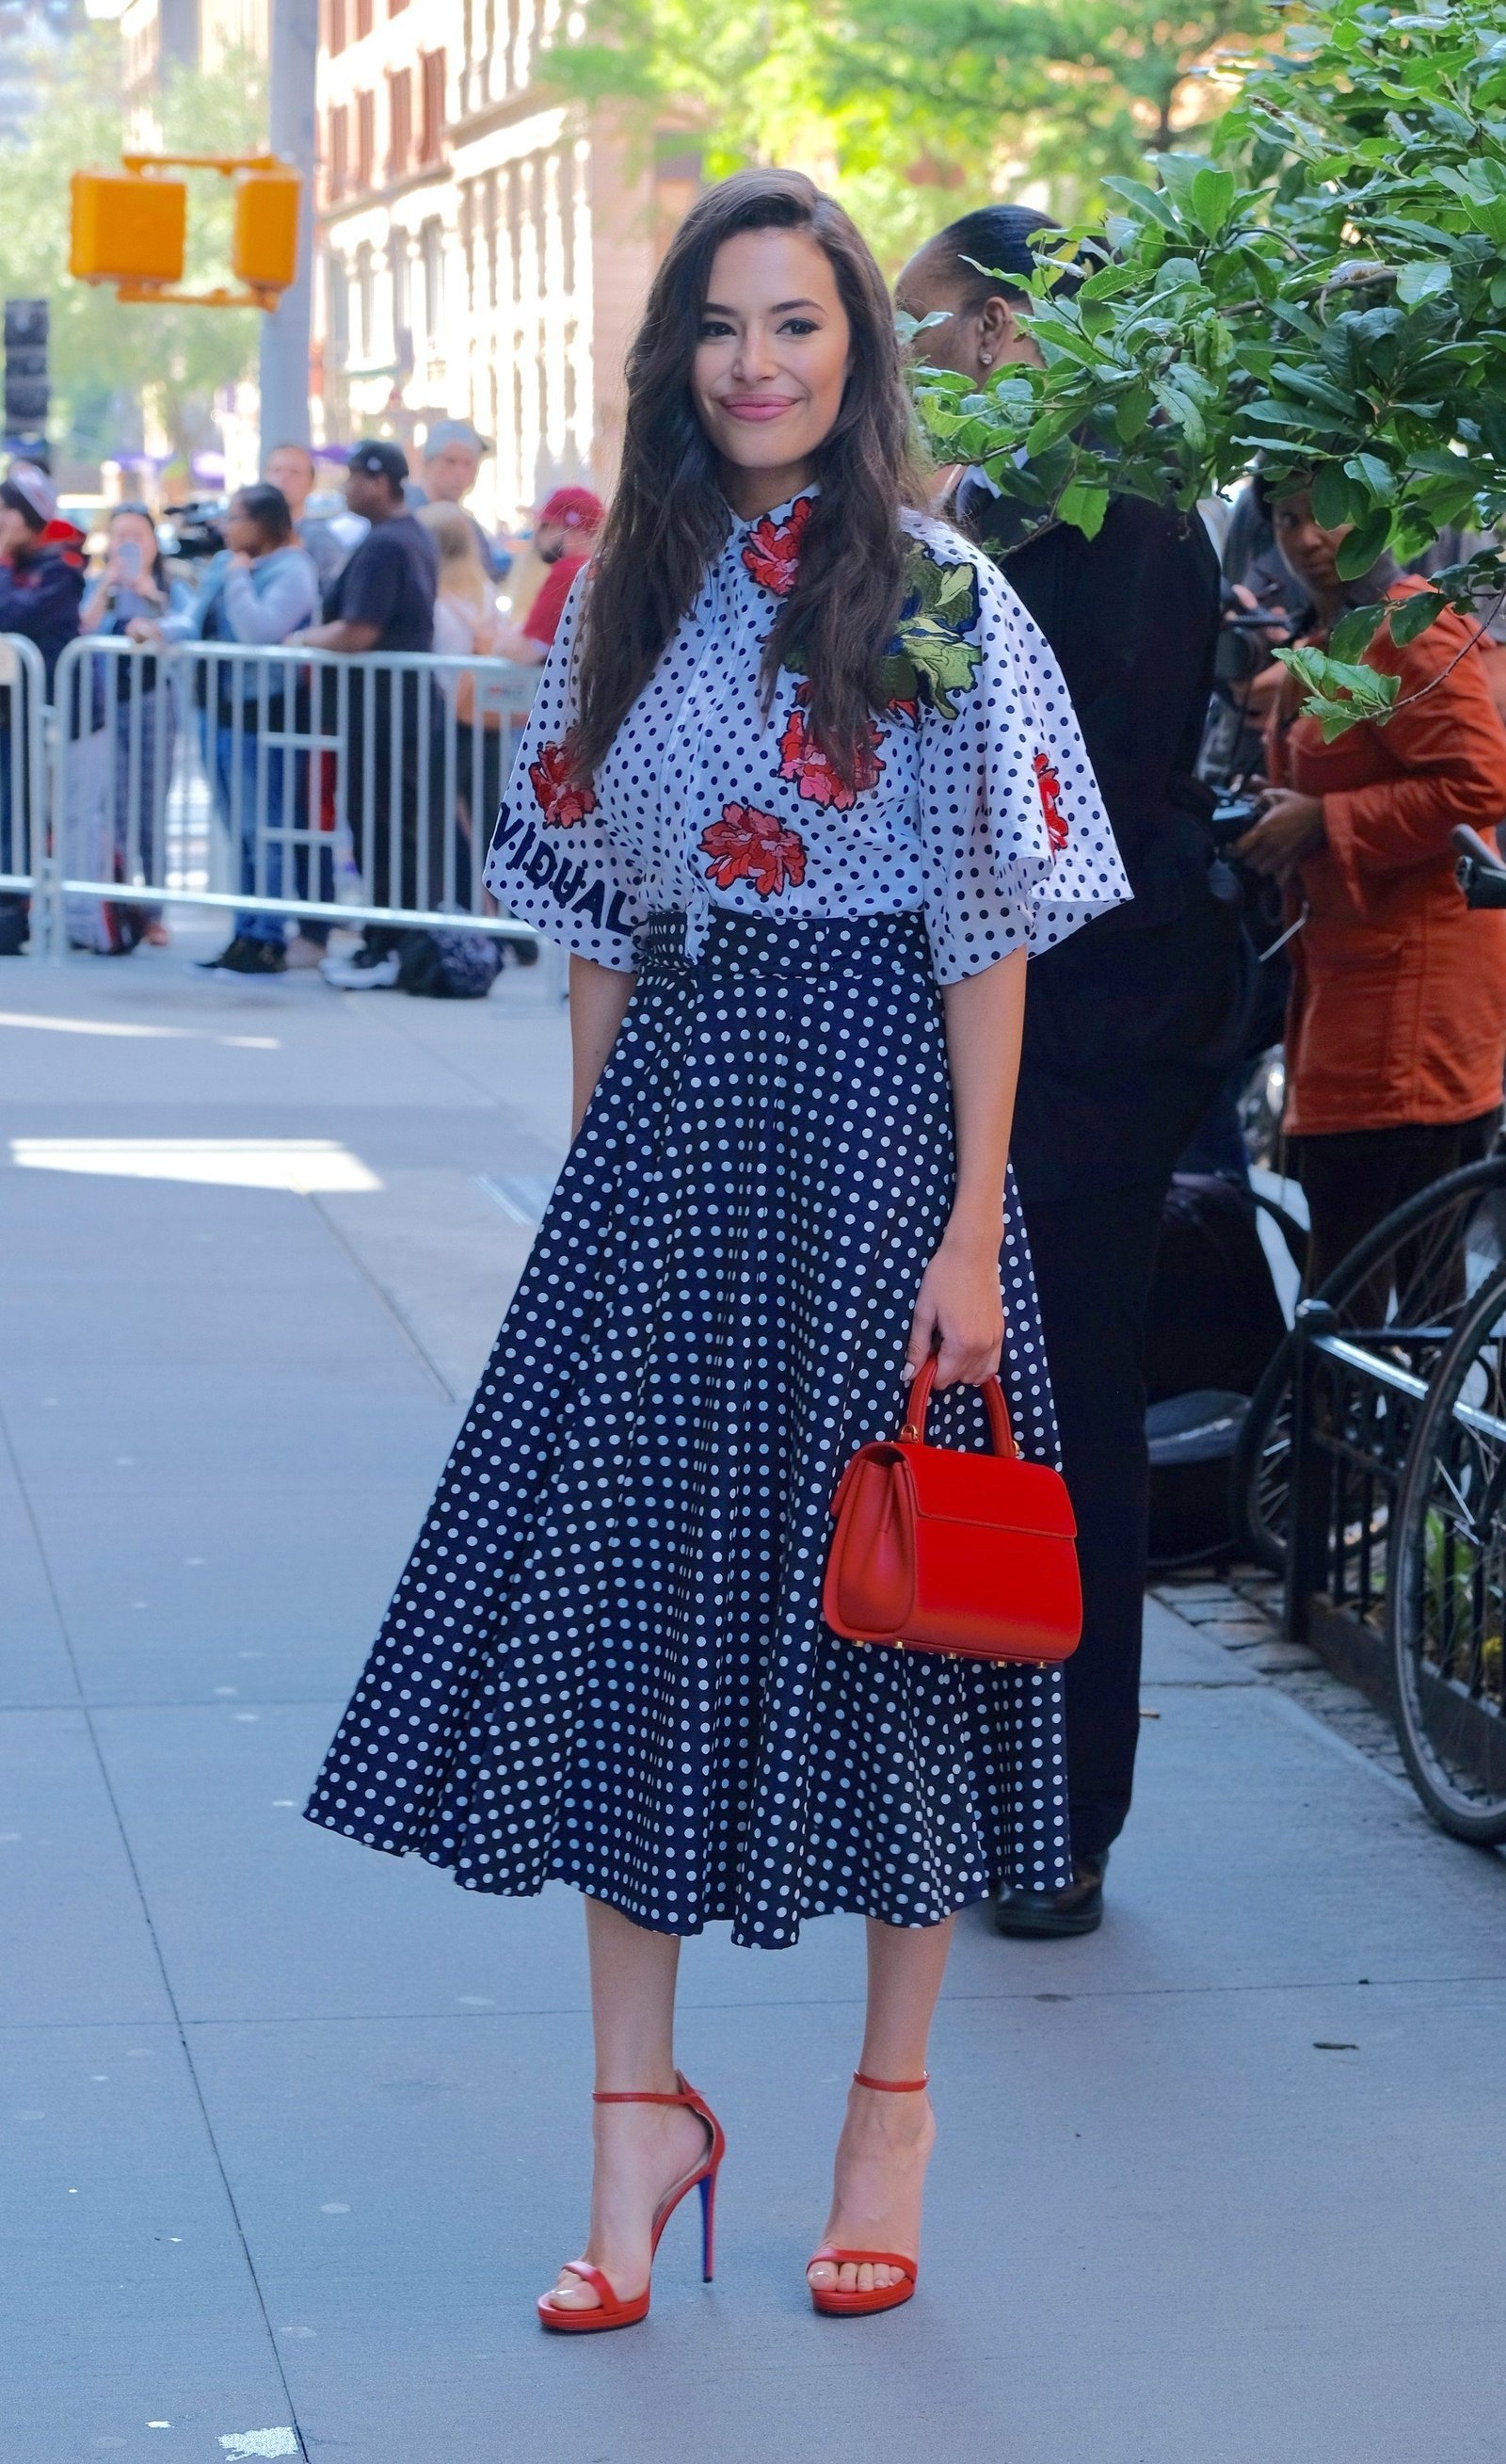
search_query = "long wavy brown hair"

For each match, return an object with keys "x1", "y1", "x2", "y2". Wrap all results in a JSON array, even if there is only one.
[{"x1": 570, "y1": 168, "x2": 928, "y2": 791}]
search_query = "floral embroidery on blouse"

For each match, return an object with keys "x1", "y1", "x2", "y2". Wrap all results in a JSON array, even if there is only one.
[
  {"x1": 777, "y1": 685, "x2": 885, "y2": 811},
  {"x1": 1033, "y1": 750, "x2": 1068, "y2": 854},
  {"x1": 482, "y1": 486, "x2": 1132, "y2": 984},
  {"x1": 530, "y1": 739, "x2": 597, "y2": 829},
  {"x1": 877, "y1": 546, "x2": 985, "y2": 724},
  {"x1": 701, "y1": 803, "x2": 809, "y2": 895},
  {"x1": 741, "y1": 495, "x2": 813, "y2": 595}
]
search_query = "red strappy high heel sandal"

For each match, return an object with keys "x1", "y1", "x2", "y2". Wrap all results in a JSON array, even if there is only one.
[
  {"x1": 537, "y1": 2072, "x2": 726, "y2": 2334},
  {"x1": 808, "y1": 2069, "x2": 929, "y2": 2318}
]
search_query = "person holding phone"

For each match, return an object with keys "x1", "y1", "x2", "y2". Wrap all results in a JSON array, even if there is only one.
[{"x1": 80, "y1": 504, "x2": 181, "y2": 948}]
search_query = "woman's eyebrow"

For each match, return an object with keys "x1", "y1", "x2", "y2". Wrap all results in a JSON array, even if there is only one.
[{"x1": 701, "y1": 298, "x2": 825, "y2": 315}]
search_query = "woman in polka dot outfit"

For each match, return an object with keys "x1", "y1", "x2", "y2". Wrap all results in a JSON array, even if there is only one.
[{"x1": 306, "y1": 169, "x2": 1130, "y2": 2327}]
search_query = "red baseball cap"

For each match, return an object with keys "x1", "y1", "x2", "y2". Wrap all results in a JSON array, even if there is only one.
[{"x1": 537, "y1": 485, "x2": 604, "y2": 534}]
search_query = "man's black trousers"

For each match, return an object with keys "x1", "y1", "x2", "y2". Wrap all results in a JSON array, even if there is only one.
[{"x1": 1015, "y1": 1057, "x2": 1227, "y2": 1865}]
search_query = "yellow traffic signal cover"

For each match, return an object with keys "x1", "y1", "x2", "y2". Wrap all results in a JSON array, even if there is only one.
[
  {"x1": 69, "y1": 170, "x2": 186, "y2": 286},
  {"x1": 233, "y1": 169, "x2": 300, "y2": 291}
]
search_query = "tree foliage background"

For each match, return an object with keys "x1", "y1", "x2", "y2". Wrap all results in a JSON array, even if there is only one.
[
  {"x1": 0, "y1": 25, "x2": 264, "y2": 470},
  {"x1": 546, "y1": 1, "x2": 1270, "y2": 261}
]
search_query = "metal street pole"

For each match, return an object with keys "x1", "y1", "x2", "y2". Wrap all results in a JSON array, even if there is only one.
[{"x1": 258, "y1": 0, "x2": 319, "y2": 456}]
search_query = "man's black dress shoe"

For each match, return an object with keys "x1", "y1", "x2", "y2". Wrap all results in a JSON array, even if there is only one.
[{"x1": 992, "y1": 1848, "x2": 1109, "y2": 1939}]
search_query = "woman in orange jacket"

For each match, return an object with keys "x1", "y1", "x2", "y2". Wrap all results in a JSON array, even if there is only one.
[{"x1": 1236, "y1": 484, "x2": 1506, "y2": 1289}]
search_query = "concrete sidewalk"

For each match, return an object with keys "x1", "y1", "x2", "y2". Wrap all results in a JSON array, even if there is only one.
[{"x1": 4, "y1": 929, "x2": 1503, "y2": 2464}]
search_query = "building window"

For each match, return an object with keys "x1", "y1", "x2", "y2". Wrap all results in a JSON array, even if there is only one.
[
  {"x1": 328, "y1": 254, "x2": 349, "y2": 362},
  {"x1": 356, "y1": 242, "x2": 375, "y2": 361},
  {"x1": 325, "y1": 0, "x2": 346, "y2": 54},
  {"x1": 387, "y1": 67, "x2": 411, "y2": 178},
  {"x1": 355, "y1": 0, "x2": 372, "y2": 35},
  {"x1": 418, "y1": 49, "x2": 445, "y2": 165},
  {"x1": 420, "y1": 217, "x2": 444, "y2": 346},
  {"x1": 356, "y1": 89, "x2": 375, "y2": 189},
  {"x1": 327, "y1": 104, "x2": 348, "y2": 202},
  {"x1": 484, "y1": 170, "x2": 499, "y2": 310},
  {"x1": 558, "y1": 145, "x2": 574, "y2": 294},
  {"x1": 391, "y1": 236, "x2": 412, "y2": 372},
  {"x1": 506, "y1": 161, "x2": 521, "y2": 302}
]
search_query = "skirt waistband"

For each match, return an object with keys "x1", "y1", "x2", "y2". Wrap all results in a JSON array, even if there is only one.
[{"x1": 634, "y1": 908, "x2": 930, "y2": 980}]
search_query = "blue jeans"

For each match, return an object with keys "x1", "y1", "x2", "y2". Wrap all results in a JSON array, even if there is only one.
[{"x1": 206, "y1": 716, "x2": 291, "y2": 945}]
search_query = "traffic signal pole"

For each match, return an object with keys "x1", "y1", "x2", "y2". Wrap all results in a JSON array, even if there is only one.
[{"x1": 258, "y1": 0, "x2": 318, "y2": 453}]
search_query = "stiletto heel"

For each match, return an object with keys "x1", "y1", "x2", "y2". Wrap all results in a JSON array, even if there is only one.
[
  {"x1": 808, "y1": 2069, "x2": 930, "y2": 2319},
  {"x1": 537, "y1": 2072, "x2": 726, "y2": 2334}
]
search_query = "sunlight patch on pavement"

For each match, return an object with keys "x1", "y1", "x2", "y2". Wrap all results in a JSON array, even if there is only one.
[
  {"x1": 219, "y1": 2436, "x2": 299, "y2": 2460},
  {"x1": 0, "y1": 1009, "x2": 279, "y2": 1049},
  {"x1": 10, "y1": 1137, "x2": 380, "y2": 1193}
]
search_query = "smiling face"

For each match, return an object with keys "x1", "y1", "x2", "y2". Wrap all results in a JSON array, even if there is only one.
[
  {"x1": 108, "y1": 508, "x2": 158, "y2": 574},
  {"x1": 691, "y1": 226, "x2": 852, "y2": 514}
]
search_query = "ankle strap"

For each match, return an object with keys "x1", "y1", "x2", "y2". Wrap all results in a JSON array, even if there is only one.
[
  {"x1": 853, "y1": 2069, "x2": 930, "y2": 2093},
  {"x1": 593, "y1": 2070, "x2": 699, "y2": 2107}
]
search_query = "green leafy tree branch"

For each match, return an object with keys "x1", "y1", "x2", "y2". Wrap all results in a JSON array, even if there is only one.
[{"x1": 907, "y1": 0, "x2": 1506, "y2": 734}]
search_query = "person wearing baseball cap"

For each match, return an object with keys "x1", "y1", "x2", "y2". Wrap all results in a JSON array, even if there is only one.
[
  {"x1": 288, "y1": 439, "x2": 443, "y2": 989},
  {"x1": 415, "y1": 417, "x2": 508, "y2": 582},
  {"x1": 0, "y1": 462, "x2": 85, "y2": 954},
  {"x1": 494, "y1": 484, "x2": 604, "y2": 665}
]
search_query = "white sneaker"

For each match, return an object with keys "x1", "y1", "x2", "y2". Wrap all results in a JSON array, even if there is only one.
[{"x1": 320, "y1": 947, "x2": 402, "y2": 990}]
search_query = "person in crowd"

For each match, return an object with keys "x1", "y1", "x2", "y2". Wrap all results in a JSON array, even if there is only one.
[
  {"x1": 895, "y1": 206, "x2": 1243, "y2": 1938},
  {"x1": 0, "y1": 462, "x2": 85, "y2": 955},
  {"x1": 492, "y1": 485, "x2": 604, "y2": 663},
  {"x1": 134, "y1": 482, "x2": 319, "y2": 976},
  {"x1": 417, "y1": 498, "x2": 507, "y2": 854},
  {"x1": 289, "y1": 440, "x2": 441, "y2": 990},
  {"x1": 306, "y1": 169, "x2": 1128, "y2": 2329},
  {"x1": 1235, "y1": 481, "x2": 1506, "y2": 1288},
  {"x1": 264, "y1": 442, "x2": 348, "y2": 599},
  {"x1": 414, "y1": 417, "x2": 507, "y2": 581},
  {"x1": 80, "y1": 503, "x2": 182, "y2": 949}
]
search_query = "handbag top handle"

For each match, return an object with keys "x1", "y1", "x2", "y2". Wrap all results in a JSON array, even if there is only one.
[{"x1": 900, "y1": 1356, "x2": 1018, "y2": 1458}]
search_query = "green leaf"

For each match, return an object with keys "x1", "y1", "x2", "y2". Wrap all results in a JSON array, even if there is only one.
[
  {"x1": 1057, "y1": 479, "x2": 1110, "y2": 540},
  {"x1": 1113, "y1": 383, "x2": 1154, "y2": 444},
  {"x1": 1329, "y1": 603, "x2": 1389, "y2": 663},
  {"x1": 1191, "y1": 166, "x2": 1238, "y2": 240},
  {"x1": 1396, "y1": 259, "x2": 1453, "y2": 305},
  {"x1": 1387, "y1": 588, "x2": 1449, "y2": 645},
  {"x1": 1344, "y1": 451, "x2": 1398, "y2": 504},
  {"x1": 1337, "y1": 511, "x2": 1395, "y2": 577},
  {"x1": 1311, "y1": 463, "x2": 1356, "y2": 527}
]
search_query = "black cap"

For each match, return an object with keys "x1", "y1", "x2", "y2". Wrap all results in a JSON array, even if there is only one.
[{"x1": 348, "y1": 439, "x2": 409, "y2": 487}]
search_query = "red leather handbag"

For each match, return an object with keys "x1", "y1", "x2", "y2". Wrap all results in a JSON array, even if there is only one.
[{"x1": 823, "y1": 1357, "x2": 1081, "y2": 1664}]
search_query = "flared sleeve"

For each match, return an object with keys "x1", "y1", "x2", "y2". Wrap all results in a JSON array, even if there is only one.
[
  {"x1": 483, "y1": 576, "x2": 645, "y2": 969},
  {"x1": 913, "y1": 532, "x2": 1132, "y2": 984}
]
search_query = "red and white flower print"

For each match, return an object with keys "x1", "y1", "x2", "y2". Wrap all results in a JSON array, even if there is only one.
[
  {"x1": 1033, "y1": 749, "x2": 1068, "y2": 854},
  {"x1": 529, "y1": 738, "x2": 598, "y2": 829},
  {"x1": 740, "y1": 494, "x2": 813, "y2": 595},
  {"x1": 700, "y1": 802, "x2": 808, "y2": 897},
  {"x1": 777, "y1": 689, "x2": 884, "y2": 810}
]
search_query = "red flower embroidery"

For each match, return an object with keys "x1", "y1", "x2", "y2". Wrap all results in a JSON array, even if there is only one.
[
  {"x1": 777, "y1": 693, "x2": 883, "y2": 810},
  {"x1": 741, "y1": 494, "x2": 813, "y2": 595},
  {"x1": 700, "y1": 803, "x2": 808, "y2": 897},
  {"x1": 529, "y1": 738, "x2": 597, "y2": 829},
  {"x1": 1033, "y1": 750, "x2": 1068, "y2": 854},
  {"x1": 887, "y1": 694, "x2": 920, "y2": 726}
]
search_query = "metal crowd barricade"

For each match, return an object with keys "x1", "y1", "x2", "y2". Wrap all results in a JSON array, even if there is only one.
[
  {"x1": 0, "y1": 632, "x2": 48, "y2": 948},
  {"x1": 47, "y1": 634, "x2": 541, "y2": 954}
]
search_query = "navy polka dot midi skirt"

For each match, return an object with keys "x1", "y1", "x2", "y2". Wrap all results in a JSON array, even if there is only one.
[{"x1": 305, "y1": 910, "x2": 1073, "y2": 1947}]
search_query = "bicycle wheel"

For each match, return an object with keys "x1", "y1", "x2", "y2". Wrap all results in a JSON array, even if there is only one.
[
  {"x1": 1230, "y1": 1154, "x2": 1506, "y2": 1573},
  {"x1": 1388, "y1": 1261, "x2": 1506, "y2": 1845}
]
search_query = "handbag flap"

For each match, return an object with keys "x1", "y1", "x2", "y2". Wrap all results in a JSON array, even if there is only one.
[{"x1": 897, "y1": 1440, "x2": 1078, "y2": 1540}]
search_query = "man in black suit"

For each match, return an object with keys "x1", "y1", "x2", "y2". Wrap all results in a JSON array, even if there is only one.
[{"x1": 897, "y1": 208, "x2": 1243, "y2": 1932}]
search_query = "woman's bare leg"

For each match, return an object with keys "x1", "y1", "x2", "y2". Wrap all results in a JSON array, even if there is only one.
[
  {"x1": 544, "y1": 1895, "x2": 710, "y2": 2312},
  {"x1": 807, "y1": 1915, "x2": 953, "y2": 2298}
]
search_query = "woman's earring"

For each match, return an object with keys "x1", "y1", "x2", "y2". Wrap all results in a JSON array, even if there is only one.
[{"x1": 979, "y1": 351, "x2": 992, "y2": 366}]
